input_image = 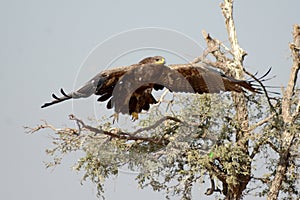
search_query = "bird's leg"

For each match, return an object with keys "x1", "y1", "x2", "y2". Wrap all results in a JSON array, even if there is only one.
[
  {"x1": 131, "y1": 112, "x2": 139, "y2": 121},
  {"x1": 110, "y1": 113, "x2": 119, "y2": 124}
]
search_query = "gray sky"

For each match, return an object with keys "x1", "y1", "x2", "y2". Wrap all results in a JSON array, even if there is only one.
[{"x1": 1, "y1": 0, "x2": 299, "y2": 199}]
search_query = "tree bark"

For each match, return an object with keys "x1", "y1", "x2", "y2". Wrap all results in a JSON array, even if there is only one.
[
  {"x1": 267, "y1": 24, "x2": 300, "y2": 200},
  {"x1": 203, "y1": 1, "x2": 252, "y2": 199}
]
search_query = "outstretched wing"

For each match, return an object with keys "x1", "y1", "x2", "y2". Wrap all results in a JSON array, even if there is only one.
[
  {"x1": 41, "y1": 65, "x2": 133, "y2": 108},
  {"x1": 169, "y1": 63, "x2": 257, "y2": 93},
  {"x1": 41, "y1": 62, "x2": 259, "y2": 120}
]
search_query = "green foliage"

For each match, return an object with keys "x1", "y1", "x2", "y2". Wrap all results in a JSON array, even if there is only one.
[{"x1": 34, "y1": 90, "x2": 300, "y2": 199}]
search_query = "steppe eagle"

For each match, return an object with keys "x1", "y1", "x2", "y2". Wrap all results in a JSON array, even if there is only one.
[{"x1": 41, "y1": 56, "x2": 258, "y2": 120}]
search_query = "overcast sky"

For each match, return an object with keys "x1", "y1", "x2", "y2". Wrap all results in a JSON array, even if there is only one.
[{"x1": 1, "y1": 1, "x2": 299, "y2": 200}]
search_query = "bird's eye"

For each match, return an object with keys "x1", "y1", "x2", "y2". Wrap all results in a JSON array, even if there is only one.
[{"x1": 156, "y1": 58, "x2": 160, "y2": 61}]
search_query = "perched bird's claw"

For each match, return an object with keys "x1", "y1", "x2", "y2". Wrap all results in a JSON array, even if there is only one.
[
  {"x1": 110, "y1": 113, "x2": 119, "y2": 124},
  {"x1": 131, "y1": 112, "x2": 139, "y2": 121}
]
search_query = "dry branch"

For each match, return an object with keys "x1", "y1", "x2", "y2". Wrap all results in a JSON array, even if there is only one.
[
  {"x1": 267, "y1": 24, "x2": 300, "y2": 200},
  {"x1": 67, "y1": 114, "x2": 185, "y2": 146}
]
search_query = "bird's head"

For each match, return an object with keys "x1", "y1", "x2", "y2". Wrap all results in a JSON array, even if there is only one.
[{"x1": 138, "y1": 56, "x2": 166, "y2": 65}]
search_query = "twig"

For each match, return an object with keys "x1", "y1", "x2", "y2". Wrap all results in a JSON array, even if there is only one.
[
  {"x1": 292, "y1": 99, "x2": 300, "y2": 121},
  {"x1": 190, "y1": 46, "x2": 217, "y2": 64},
  {"x1": 152, "y1": 89, "x2": 170, "y2": 108},
  {"x1": 252, "y1": 176, "x2": 271, "y2": 184},
  {"x1": 68, "y1": 114, "x2": 170, "y2": 145},
  {"x1": 244, "y1": 113, "x2": 276, "y2": 132},
  {"x1": 250, "y1": 135, "x2": 280, "y2": 159},
  {"x1": 201, "y1": 30, "x2": 232, "y2": 73},
  {"x1": 24, "y1": 120, "x2": 58, "y2": 134},
  {"x1": 132, "y1": 116, "x2": 182, "y2": 135}
]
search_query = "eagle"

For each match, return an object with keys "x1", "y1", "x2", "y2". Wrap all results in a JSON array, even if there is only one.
[{"x1": 41, "y1": 56, "x2": 258, "y2": 121}]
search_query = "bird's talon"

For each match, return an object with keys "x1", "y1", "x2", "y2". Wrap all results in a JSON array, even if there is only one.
[
  {"x1": 111, "y1": 113, "x2": 119, "y2": 123},
  {"x1": 131, "y1": 112, "x2": 139, "y2": 121}
]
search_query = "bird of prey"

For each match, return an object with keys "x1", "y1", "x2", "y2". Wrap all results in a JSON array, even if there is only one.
[{"x1": 41, "y1": 56, "x2": 258, "y2": 121}]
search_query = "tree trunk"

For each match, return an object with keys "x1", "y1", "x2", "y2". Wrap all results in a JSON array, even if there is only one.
[{"x1": 267, "y1": 24, "x2": 300, "y2": 200}]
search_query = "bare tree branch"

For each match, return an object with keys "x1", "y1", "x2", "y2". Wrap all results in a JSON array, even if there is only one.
[
  {"x1": 68, "y1": 114, "x2": 181, "y2": 146},
  {"x1": 282, "y1": 24, "x2": 300, "y2": 123},
  {"x1": 252, "y1": 176, "x2": 271, "y2": 184},
  {"x1": 267, "y1": 24, "x2": 300, "y2": 200},
  {"x1": 292, "y1": 99, "x2": 300, "y2": 121},
  {"x1": 132, "y1": 116, "x2": 182, "y2": 135},
  {"x1": 250, "y1": 137, "x2": 280, "y2": 159},
  {"x1": 201, "y1": 30, "x2": 232, "y2": 73},
  {"x1": 245, "y1": 113, "x2": 276, "y2": 133},
  {"x1": 25, "y1": 120, "x2": 77, "y2": 135},
  {"x1": 220, "y1": 0, "x2": 247, "y2": 65}
]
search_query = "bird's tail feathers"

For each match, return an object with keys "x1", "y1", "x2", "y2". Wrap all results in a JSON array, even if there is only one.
[{"x1": 246, "y1": 67, "x2": 280, "y2": 95}]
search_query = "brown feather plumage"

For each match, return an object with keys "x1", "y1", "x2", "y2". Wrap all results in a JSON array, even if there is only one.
[{"x1": 41, "y1": 57, "x2": 258, "y2": 121}]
